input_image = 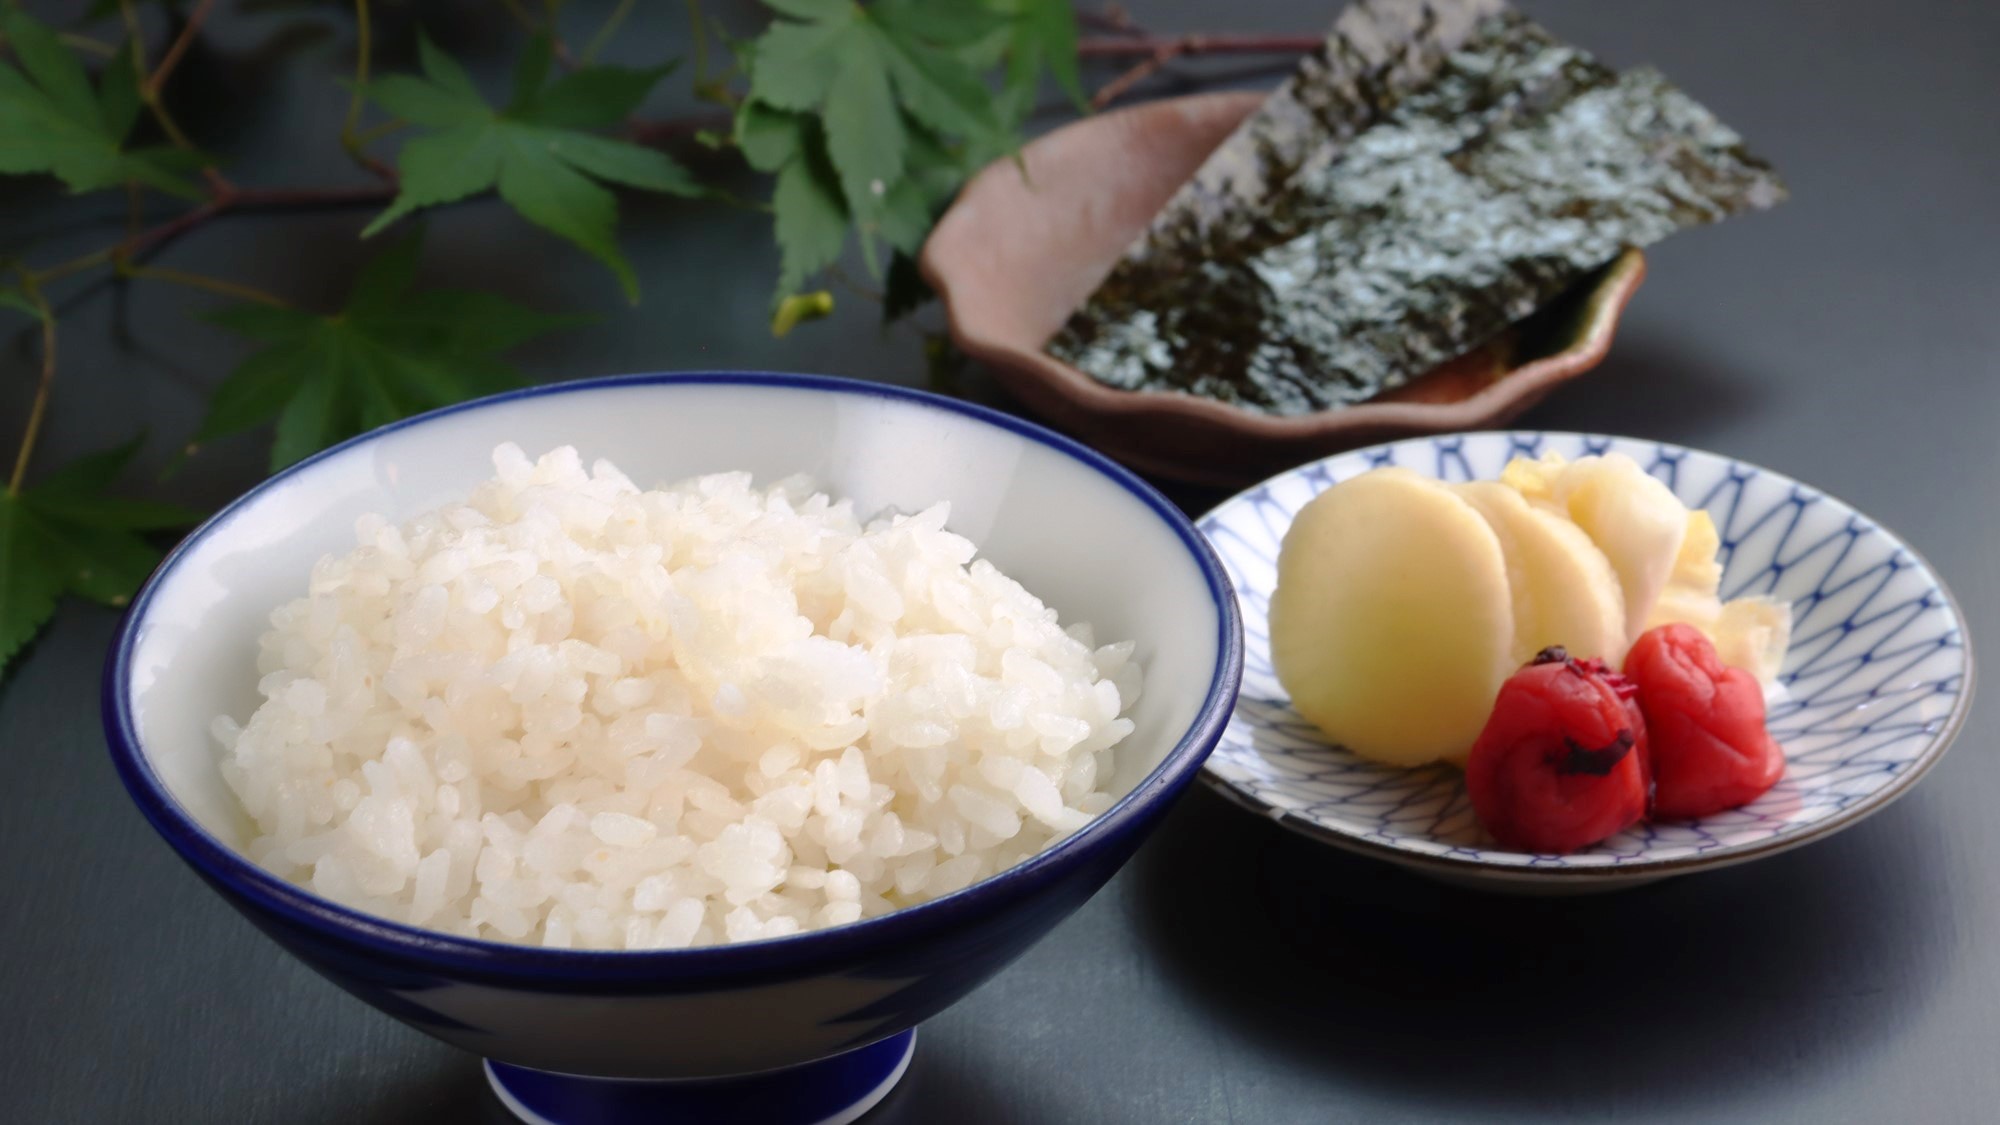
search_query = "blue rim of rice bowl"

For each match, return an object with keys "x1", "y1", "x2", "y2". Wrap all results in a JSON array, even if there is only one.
[{"x1": 102, "y1": 371, "x2": 1244, "y2": 988}]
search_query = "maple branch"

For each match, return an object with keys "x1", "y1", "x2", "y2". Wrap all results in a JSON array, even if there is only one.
[
  {"x1": 491, "y1": 0, "x2": 577, "y2": 68},
  {"x1": 1076, "y1": 33, "x2": 1323, "y2": 58},
  {"x1": 123, "y1": 183, "x2": 395, "y2": 265},
  {"x1": 12, "y1": 187, "x2": 384, "y2": 336},
  {"x1": 352, "y1": 119, "x2": 405, "y2": 146},
  {"x1": 30, "y1": 183, "x2": 395, "y2": 290},
  {"x1": 496, "y1": 0, "x2": 539, "y2": 36},
  {"x1": 145, "y1": 0, "x2": 216, "y2": 95},
  {"x1": 551, "y1": 34, "x2": 579, "y2": 70},
  {"x1": 122, "y1": 198, "x2": 225, "y2": 261},
  {"x1": 118, "y1": 1, "x2": 187, "y2": 149},
  {"x1": 119, "y1": 0, "x2": 232, "y2": 191},
  {"x1": 686, "y1": 0, "x2": 711, "y2": 88},
  {"x1": 583, "y1": 0, "x2": 635, "y2": 65},
  {"x1": 117, "y1": 263, "x2": 291, "y2": 307},
  {"x1": 35, "y1": 245, "x2": 122, "y2": 285},
  {"x1": 334, "y1": 0, "x2": 399, "y2": 182},
  {"x1": 7, "y1": 280, "x2": 54, "y2": 497},
  {"x1": 228, "y1": 185, "x2": 398, "y2": 209},
  {"x1": 59, "y1": 32, "x2": 118, "y2": 58},
  {"x1": 625, "y1": 110, "x2": 732, "y2": 147},
  {"x1": 341, "y1": 0, "x2": 372, "y2": 138},
  {"x1": 1081, "y1": 31, "x2": 1319, "y2": 110},
  {"x1": 1079, "y1": 6, "x2": 1141, "y2": 35},
  {"x1": 1091, "y1": 54, "x2": 1170, "y2": 110}
]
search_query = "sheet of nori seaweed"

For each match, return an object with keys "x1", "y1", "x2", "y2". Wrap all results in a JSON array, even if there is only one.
[{"x1": 1047, "y1": 1, "x2": 1786, "y2": 416}]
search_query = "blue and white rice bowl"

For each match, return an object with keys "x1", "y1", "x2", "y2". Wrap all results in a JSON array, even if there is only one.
[
  {"x1": 1200, "y1": 431, "x2": 1971, "y2": 894},
  {"x1": 104, "y1": 373, "x2": 1243, "y2": 1124}
]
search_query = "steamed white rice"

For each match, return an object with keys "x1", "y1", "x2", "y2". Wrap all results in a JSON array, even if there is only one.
[{"x1": 215, "y1": 445, "x2": 1141, "y2": 949}]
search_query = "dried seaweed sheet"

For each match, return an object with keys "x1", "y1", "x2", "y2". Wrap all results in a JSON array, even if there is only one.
[{"x1": 1048, "y1": 0, "x2": 1786, "y2": 416}]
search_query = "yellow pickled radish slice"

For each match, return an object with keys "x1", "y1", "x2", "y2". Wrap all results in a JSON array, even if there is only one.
[
  {"x1": 1670, "y1": 509, "x2": 1725, "y2": 598},
  {"x1": 1270, "y1": 468, "x2": 1514, "y2": 767},
  {"x1": 1499, "y1": 450, "x2": 1569, "y2": 502},
  {"x1": 1712, "y1": 596, "x2": 1792, "y2": 684},
  {"x1": 1453, "y1": 480, "x2": 1627, "y2": 667},
  {"x1": 1547, "y1": 453, "x2": 1689, "y2": 648}
]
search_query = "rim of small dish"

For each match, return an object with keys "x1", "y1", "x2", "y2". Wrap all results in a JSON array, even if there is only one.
[
  {"x1": 103, "y1": 371, "x2": 1245, "y2": 985},
  {"x1": 1197, "y1": 431, "x2": 1976, "y2": 884}
]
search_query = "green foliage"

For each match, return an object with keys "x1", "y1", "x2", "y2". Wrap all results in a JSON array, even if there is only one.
[
  {"x1": 362, "y1": 34, "x2": 698, "y2": 301},
  {"x1": 1001, "y1": 0, "x2": 1086, "y2": 115},
  {"x1": 0, "y1": 10, "x2": 200, "y2": 197},
  {"x1": 0, "y1": 438, "x2": 202, "y2": 671},
  {"x1": 0, "y1": 2, "x2": 1090, "y2": 678},
  {"x1": 199, "y1": 233, "x2": 586, "y2": 470},
  {"x1": 740, "y1": 0, "x2": 1033, "y2": 304},
  {"x1": 0, "y1": 287, "x2": 38, "y2": 318}
]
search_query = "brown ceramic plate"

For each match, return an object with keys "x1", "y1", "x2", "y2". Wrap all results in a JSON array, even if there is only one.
[{"x1": 920, "y1": 91, "x2": 1647, "y2": 487}]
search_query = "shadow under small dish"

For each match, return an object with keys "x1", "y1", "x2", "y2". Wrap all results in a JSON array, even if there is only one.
[
  {"x1": 102, "y1": 373, "x2": 1243, "y2": 1124},
  {"x1": 1200, "y1": 432, "x2": 1972, "y2": 893},
  {"x1": 923, "y1": 92, "x2": 1647, "y2": 488}
]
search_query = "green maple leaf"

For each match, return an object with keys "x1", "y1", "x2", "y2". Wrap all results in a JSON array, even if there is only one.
[
  {"x1": 735, "y1": 1, "x2": 1080, "y2": 312},
  {"x1": 999, "y1": 0, "x2": 1085, "y2": 117},
  {"x1": 199, "y1": 232, "x2": 586, "y2": 470},
  {"x1": 0, "y1": 438, "x2": 203, "y2": 675},
  {"x1": 734, "y1": 100, "x2": 804, "y2": 175},
  {"x1": 872, "y1": 130, "x2": 973, "y2": 324},
  {"x1": 741, "y1": 0, "x2": 1028, "y2": 305},
  {"x1": 734, "y1": 100, "x2": 852, "y2": 297},
  {"x1": 768, "y1": 122, "x2": 848, "y2": 297},
  {"x1": 361, "y1": 34, "x2": 697, "y2": 302},
  {"x1": 751, "y1": 0, "x2": 1000, "y2": 199},
  {"x1": 0, "y1": 10, "x2": 201, "y2": 198}
]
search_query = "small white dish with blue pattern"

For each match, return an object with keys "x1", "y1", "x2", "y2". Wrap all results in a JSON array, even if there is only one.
[{"x1": 1199, "y1": 432, "x2": 1973, "y2": 893}]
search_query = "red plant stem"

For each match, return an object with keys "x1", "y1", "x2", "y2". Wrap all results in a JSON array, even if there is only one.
[
  {"x1": 6, "y1": 288, "x2": 54, "y2": 497},
  {"x1": 1076, "y1": 32, "x2": 1322, "y2": 58},
  {"x1": 101, "y1": 183, "x2": 396, "y2": 265},
  {"x1": 1079, "y1": 5, "x2": 1141, "y2": 35},
  {"x1": 26, "y1": 25, "x2": 1318, "y2": 292},
  {"x1": 1092, "y1": 54, "x2": 1172, "y2": 109},
  {"x1": 226, "y1": 184, "x2": 398, "y2": 209},
  {"x1": 625, "y1": 110, "x2": 734, "y2": 147},
  {"x1": 127, "y1": 198, "x2": 225, "y2": 257},
  {"x1": 1083, "y1": 32, "x2": 1319, "y2": 110},
  {"x1": 146, "y1": 0, "x2": 217, "y2": 94}
]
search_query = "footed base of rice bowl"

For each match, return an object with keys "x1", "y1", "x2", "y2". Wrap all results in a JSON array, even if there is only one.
[{"x1": 485, "y1": 1029, "x2": 916, "y2": 1125}]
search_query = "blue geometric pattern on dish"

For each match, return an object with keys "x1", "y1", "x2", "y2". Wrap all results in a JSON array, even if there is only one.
[{"x1": 1199, "y1": 432, "x2": 1971, "y2": 873}]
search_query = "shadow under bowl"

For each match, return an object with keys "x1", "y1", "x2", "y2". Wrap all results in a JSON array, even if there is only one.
[
  {"x1": 102, "y1": 372, "x2": 1243, "y2": 1123},
  {"x1": 922, "y1": 91, "x2": 1647, "y2": 488}
]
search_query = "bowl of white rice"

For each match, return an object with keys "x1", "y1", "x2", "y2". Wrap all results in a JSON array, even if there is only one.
[{"x1": 105, "y1": 372, "x2": 1241, "y2": 1124}]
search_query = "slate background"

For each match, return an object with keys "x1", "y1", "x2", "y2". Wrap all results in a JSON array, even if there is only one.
[{"x1": 3, "y1": 1, "x2": 1994, "y2": 1121}]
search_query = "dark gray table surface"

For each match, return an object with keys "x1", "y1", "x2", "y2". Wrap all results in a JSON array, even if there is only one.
[{"x1": 5, "y1": 1, "x2": 1996, "y2": 1121}]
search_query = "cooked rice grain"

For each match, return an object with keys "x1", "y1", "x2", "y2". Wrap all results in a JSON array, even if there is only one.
[{"x1": 217, "y1": 445, "x2": 1139, "y2": 949}]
